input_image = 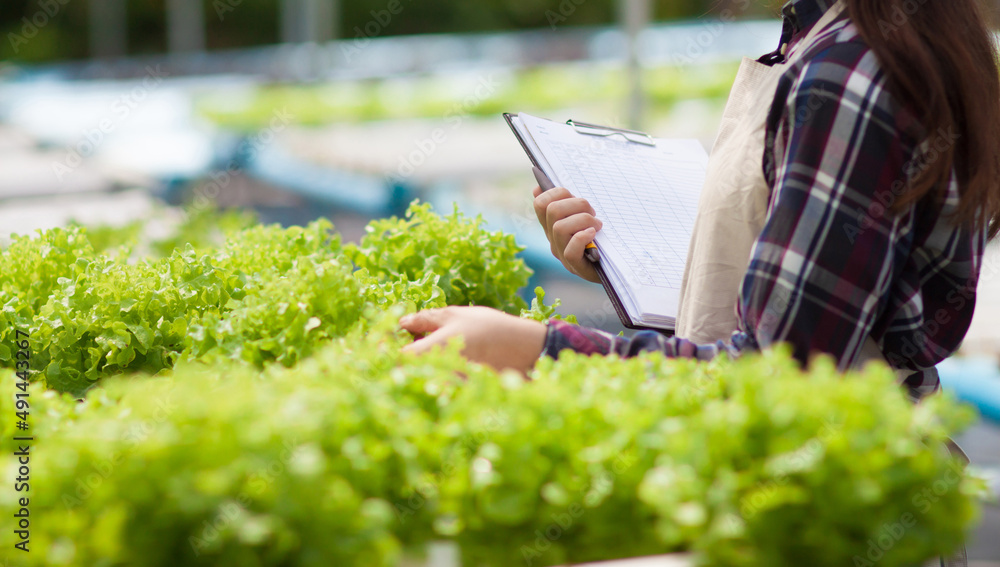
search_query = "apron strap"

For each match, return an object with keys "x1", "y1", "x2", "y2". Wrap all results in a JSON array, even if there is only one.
[{"x1": 759, "y1": 0, "x2": 846, "y2": 65}]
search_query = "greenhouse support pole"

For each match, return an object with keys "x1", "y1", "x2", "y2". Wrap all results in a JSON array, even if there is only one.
[
  {"x1": 307, "y1": 0, "x2": 338, "y2": 42},
  {"x1": 620, "y1": 0, "x2": 650, "y2": 131},
  {"x1": 281, "y1": 0, "x2": 305, "y2": 43},
  {"x1": 89, "y1": 0, "x2": 127, "y2": 59},
  {"x1": 166, "y1": 0, "x2": 206, "y2": 53},
  {"x1": 282, "y1": 0, "x2": 337, "y2": 43}
]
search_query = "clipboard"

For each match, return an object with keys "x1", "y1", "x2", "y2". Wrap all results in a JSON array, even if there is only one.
[{"x1": 503, "y1": 112, "x2": 674, "y2": 335}]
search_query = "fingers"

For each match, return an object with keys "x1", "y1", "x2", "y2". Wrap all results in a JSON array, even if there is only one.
[
  {"x1": 532, "y1": 185, "x2": 543, "y2": 199},
  {"x1": 546, "y1": 196, "x2": 596, "y2": 221},
  {"x1": 545, "y1": 198, "x2": 597, "y2": 243},
  {"x1": 533, "y1": 186, "x2": 573, "y2": 211},
  {"x1": 551, "y1": 212, "x2": 601, "y2": 261},
  {"x1": 563, "y1": 227, "x2": 598, "y2": 278},
  {"x1": 402, "y1": 329, "x2": 451, "y2": 355},
  {"x1": 549, "y1": 202, "x2": 600, "y2": 262},
  {"x1": 531, "y1": 187, "x2": 602, "y2": 283},
  {"x1": 551, "y1": 212, "x2": 602, "y2": 246},
  {"x1": 400, "y1": 308, "x2": 461, "y2": 356},
  {"x1": 399, "y1": 308, "x2": 450, "y2": 336},
  {"x1": 532, "y1": 187, "x2": 573, "y2": 236}
]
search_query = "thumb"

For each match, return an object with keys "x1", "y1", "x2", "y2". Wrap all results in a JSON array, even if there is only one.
[{"x1": 399, "y1": 308, "x2": 449, "y2": 335}]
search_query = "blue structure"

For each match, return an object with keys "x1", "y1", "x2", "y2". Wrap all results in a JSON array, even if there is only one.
[
  {"x1": 938, "y1": 357, "x2": 1000, "y2": 423},
  {"x1": 248, "y1": 143, "x2": 413, "y2": 218}
]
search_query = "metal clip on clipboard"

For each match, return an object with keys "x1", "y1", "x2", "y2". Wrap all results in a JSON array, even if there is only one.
[
  {"x1": 565, "y1": 119, "x2": 657, "y2": 147},
  {"x1": 563, "y1": 119, "x2": 668, "y2": 333}
]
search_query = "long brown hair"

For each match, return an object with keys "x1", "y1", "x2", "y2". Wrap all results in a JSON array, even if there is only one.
[{"x1": 846, "y1": 0, "x2": 1000, "y2": 238}]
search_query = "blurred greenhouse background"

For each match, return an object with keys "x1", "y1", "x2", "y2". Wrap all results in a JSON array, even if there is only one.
[
  {"x1": 1, "y1": 0, "x2": 999, "y2": 562},
  {"x1": 0, "y1": 0, "x2": 788, "y2": 319}
]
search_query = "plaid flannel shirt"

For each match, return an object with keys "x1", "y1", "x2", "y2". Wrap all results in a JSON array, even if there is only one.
[{"x1": 543, "y1": 0, "x2": 986, "y2": 398}]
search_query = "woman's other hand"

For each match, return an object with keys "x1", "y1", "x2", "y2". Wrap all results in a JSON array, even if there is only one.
[
  {"x1": 399, "y1": 306, "x2": 547, "y2": 375},
  {"x1": 532, "y1": 185, "x2": 602, "y2": 283}
]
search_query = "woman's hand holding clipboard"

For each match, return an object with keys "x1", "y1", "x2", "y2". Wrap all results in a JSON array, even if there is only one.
[{"x1": 531, "y1": 166, "x2": 603, "y2": 284}]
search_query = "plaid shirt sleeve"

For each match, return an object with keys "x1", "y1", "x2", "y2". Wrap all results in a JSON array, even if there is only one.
[
  {"x1": 541, "y1": 319, "x2": 749, "y2": 362},
  {"x1": 543, "y1": 29, "x2": 983, "y2": 380}
]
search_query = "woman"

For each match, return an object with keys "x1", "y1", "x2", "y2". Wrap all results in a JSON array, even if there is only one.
[{"x1": 400, "y1": 0, "x2": 1000, "y2": 399}]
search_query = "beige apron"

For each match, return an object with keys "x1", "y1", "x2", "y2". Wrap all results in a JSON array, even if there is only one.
[
  {"x1": 676, "y1": 3, "x2": 846, "y2": 345},
  {"x1": 675, "y1": 2, "x2": 894, "y2": 373}
]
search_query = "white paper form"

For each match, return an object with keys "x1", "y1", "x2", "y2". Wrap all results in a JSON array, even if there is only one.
[{"x1": 517, "y1": 112, "x2": 708, "y2": 328}]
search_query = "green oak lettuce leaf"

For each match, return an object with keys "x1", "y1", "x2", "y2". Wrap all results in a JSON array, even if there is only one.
[{"x1": 347, "y1": 201, "x2": 532, "y2": 314}]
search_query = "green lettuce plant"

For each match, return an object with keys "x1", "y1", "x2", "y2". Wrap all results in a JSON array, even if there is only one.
[
  {"x1": 0, "y1": 202, "x2": 983, "y2": 567},
  {"x1": 0, "y1": 339, "x2": 980, "y2": 567},
  {"x1": 347, "y1": 202, "x2": 531, "y2": 314},
  {"x1": 1, "y1": 202, "x2": 532, "y2": 395}
]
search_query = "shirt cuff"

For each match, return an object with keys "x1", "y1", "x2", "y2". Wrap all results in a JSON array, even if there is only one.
[
  {"x1": 541, "y1": 319, "x2": 615, "y2": 359},
  {"x1": 541, "y1": 318, "x2": 562, "y2": 359}
]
